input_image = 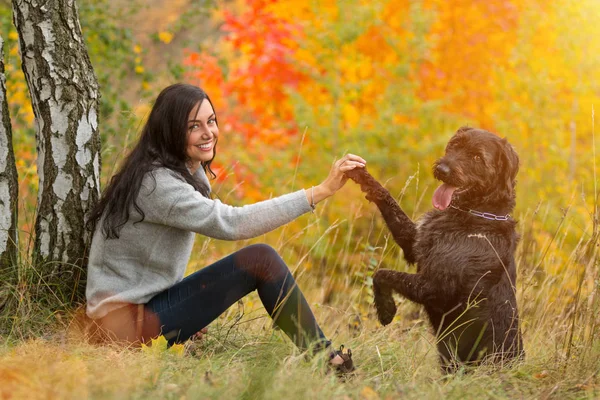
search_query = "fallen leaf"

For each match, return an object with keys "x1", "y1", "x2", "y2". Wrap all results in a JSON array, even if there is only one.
[
  {"x1": 360, "y1": 386, "x2": 380, "y2": 400},
  {"x1": 533, "y1": 370, "x2": 549, "y2": 379}
]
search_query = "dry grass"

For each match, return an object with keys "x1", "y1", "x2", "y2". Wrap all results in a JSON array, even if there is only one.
[
  {"x1": 1, "y1": 194, "x2": 599, "y2": 399},
  {"x1": 1, "y1": 112, "x2": 599, "y2": 399}
]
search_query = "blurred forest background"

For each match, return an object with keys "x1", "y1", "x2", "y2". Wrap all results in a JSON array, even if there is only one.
[{"x1": 1, "y1": 0, "x2": 599, "y2": 397}]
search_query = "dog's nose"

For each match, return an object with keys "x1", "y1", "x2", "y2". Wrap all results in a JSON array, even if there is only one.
[{"x1": 435, "y1": 163, "x2": 451, "y2": 177}]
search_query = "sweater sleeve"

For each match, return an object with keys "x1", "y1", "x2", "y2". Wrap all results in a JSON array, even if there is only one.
[{"x1": 143, "y1": 169, "x2": 313, "y2": 240}]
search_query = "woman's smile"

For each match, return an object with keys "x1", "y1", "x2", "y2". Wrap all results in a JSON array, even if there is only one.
[{"x1": 196, "y1": 140, "x2": 213, "y2": 151}]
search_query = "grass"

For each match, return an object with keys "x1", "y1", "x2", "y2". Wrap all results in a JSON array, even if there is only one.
[
  {"x1": 0, "y1": 308, "x2": 598, "y2": 399},
  {"x1": 1, "y1": 193, "x2": 599, "y2": 399}
]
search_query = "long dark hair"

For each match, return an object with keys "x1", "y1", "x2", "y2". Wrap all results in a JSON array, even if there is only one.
[{"x1": 88, "y1": 83, "x2": 218, "y2": 239}]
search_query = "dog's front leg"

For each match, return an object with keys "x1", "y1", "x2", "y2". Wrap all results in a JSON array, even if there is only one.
[
  {"x1": 346, "y1": 168, "x2": 417, "y2": 264},
  {"x1": 373, "y1": 269, "x2": 435, "y2": 325}
]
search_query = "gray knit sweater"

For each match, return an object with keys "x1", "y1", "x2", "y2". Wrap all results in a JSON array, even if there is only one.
[{"x1": 85, "y1": 167, "x2": 312, "y2": 319}]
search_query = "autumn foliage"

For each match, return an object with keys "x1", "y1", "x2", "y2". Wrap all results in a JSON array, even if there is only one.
[{"x1": 182, "y1": 0, "x2": 600, "y2": 302}]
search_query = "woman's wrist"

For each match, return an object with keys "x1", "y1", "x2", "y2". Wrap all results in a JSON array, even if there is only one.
[{"x1": 310, "y1": 184, "x2": 334, "y2": 205}]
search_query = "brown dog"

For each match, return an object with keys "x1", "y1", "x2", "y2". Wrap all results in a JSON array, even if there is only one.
[{"x1": 346, "y1": 127, "x2": 524, "y2": 372}]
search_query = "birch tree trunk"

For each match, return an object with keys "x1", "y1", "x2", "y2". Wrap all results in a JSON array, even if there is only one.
[
  {"x1": 13, "y1": 0, "x2": 101, "y2": 305},
  {"x1": 0, "y1": 34, "x2": 19, "y2": 310}
]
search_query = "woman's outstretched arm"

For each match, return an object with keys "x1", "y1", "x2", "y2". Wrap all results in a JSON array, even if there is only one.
[{"x1": 140, "y1": 155, "x2": 366, "y2": 241}]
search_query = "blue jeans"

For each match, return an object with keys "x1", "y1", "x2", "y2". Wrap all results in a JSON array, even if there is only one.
[{"x1": 144, "y1": 244, "x2": 330, "y2": 350}]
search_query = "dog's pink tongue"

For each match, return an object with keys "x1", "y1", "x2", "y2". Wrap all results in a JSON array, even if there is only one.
[{"x1": 432, "y1": 183, "x2": 457, "y2": 210}]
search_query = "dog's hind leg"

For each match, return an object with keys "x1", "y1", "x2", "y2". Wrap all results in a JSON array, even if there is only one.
[{"x1": 345, "y1": 168, "x2": 417, "y2": 264}]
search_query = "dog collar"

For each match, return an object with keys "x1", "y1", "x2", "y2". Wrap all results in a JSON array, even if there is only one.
[{"x1": 450, "y1": 205, "x2": 511, "y2": 221}]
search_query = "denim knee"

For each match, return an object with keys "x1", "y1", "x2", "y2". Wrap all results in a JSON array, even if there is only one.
[
  {"x1": 246, "y1": 243, "x2": 278, "y2": 257},
  {"x1": 236, "y1": 243, "x2": 289, "y2": 279}
]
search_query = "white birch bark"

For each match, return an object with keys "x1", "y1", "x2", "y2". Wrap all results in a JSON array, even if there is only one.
[
  {"x1": 0, "y1": 34, "x2": 19, "y2": 309},
  {"x1": 13, "y1": 0, "x2": 101, "y2": 303}
]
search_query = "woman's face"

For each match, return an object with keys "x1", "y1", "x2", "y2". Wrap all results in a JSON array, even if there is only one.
[{"x1": 186, "y1": 99, "x2": 218, "y2": 170}]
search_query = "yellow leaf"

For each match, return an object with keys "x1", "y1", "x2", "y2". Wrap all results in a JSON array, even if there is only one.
[
  {"x1": 150, "y1": 335, "x2": 169, "y2": 350},
  {"x1": 360, "y1": 386, "x2": 380, "y2": 400},
  {"x1": 141, "y1": 335, "x2": 171, "y2": 356},
  {"x1": 158, "y1": 31, "x2": 174, "y2": 44},
  {"x1": 8, "y1": 31, "x2": 18, "y2": 41},
  {"x1": 169, "y1": 343, "x2": 185, "y2": 357},
  {"x1": 141, "y1": 335, "x2": 185, "y2": 357},
  {"x1": 135, "y1": 65, "x2": 145, "y2": 74},
  {"x1": 133, "y1": 44, "x2": 142, "y2": 54}
]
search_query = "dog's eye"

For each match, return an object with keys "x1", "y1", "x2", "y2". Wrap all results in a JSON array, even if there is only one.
[{"x1": 473, "y1": 155, "x2": 482, "y2": 162}]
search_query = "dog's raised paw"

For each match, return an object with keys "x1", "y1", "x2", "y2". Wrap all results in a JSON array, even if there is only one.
[
  {"x1": 373, "y1": 287, "x2": 397, "y2": 326},
  {"x1": 374, "y1": 295, "x2": 396, "y2": 326},
  {"x1": 344, "y1": 168, "x2": 368, "y2": 183},
  {"x1": 345, "y1": 168, "x2": 377, "y2": 196},
  {"x1": 373, "y1": 269, "x2": 397, "y2": 325}
]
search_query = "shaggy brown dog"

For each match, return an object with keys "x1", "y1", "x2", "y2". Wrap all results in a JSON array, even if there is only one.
[{"x1": 346, "y1": 127, "x2": 524, "y2": 372}]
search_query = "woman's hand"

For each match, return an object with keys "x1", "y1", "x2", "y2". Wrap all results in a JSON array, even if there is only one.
[{"x1": 308, "y1": 154, "x2": 366, "y2": 205}]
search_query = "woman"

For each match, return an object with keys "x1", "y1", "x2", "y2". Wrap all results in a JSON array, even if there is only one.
[{"x1": 86, "y1": 83, "x2": 365, "y2": 373}]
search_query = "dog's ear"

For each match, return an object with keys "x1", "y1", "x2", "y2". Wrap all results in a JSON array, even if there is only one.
[{"x1": 499, "y1": 138, "x2": 519, "y2": 196}]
